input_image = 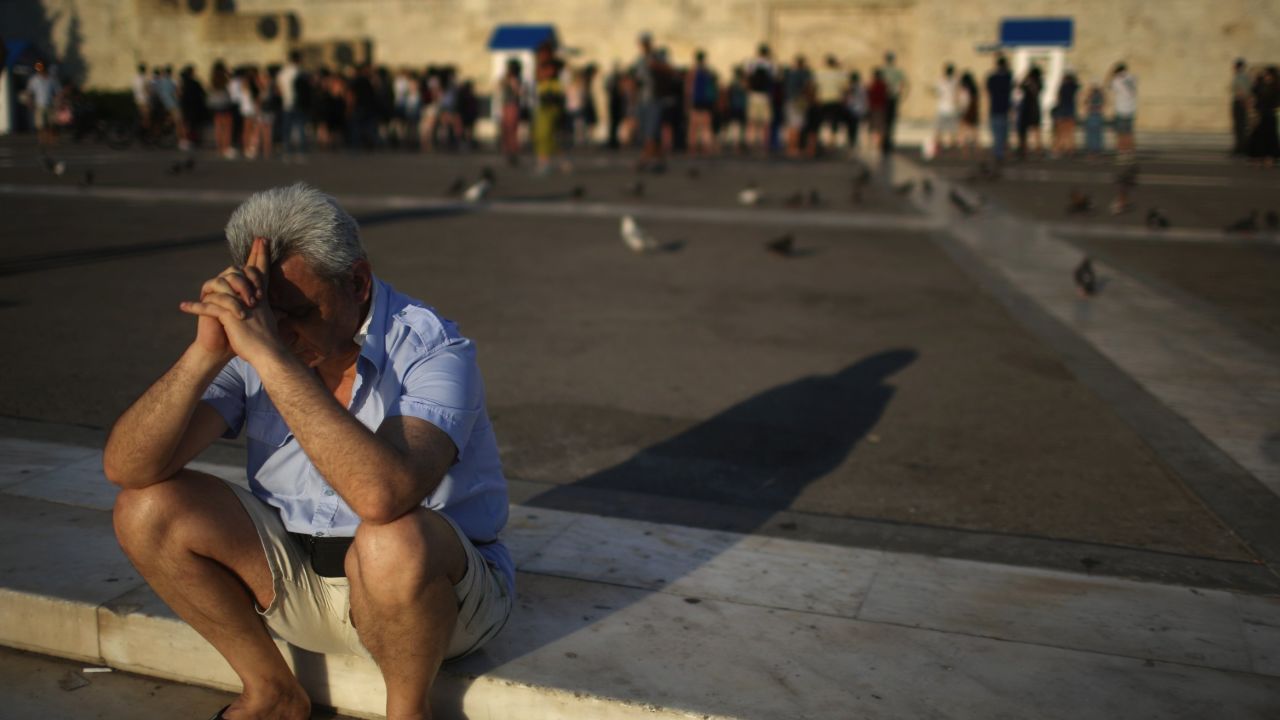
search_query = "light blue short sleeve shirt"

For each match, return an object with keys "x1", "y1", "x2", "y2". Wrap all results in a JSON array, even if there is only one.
[{"x1": 201, "y1": 276, "x2": 514, "y2": 592}]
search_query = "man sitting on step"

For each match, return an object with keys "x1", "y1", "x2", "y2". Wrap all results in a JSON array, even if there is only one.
[{"x1": 103, "y1": 183, "x2": 514, "y2": 720}]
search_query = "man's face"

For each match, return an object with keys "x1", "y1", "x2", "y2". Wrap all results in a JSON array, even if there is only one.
[{"x1": 268, "y1": 254, "x2": 370, "y2": 368}]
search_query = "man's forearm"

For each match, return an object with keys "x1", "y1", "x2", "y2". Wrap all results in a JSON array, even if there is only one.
[
  {"x1": 251, "y1": 348, "x2": 425, "y2": 523},
  {"x1": 103, "y1": 344, "x2": 227, "y2": 487}
]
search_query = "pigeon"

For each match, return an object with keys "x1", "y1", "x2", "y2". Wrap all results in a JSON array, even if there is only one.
[
  {"x1": 1266, "y1": 210, "x2": 1279, "y2": 232},
  {"x1": 1066, "y1": 190, "x2": 1092, "y2": 214},
  {"x1": 765, "y1": 234, "x2": 795, "y2": 257},
  {"x1": 627, "y1": 180, "x2": 646, "y2": 198},
  {"x1": 1109, "y1": 195, "x2": 1133, "y2": 215},
  {"x1": 481, "y1": 166, "x2": 497, "y2": 184},
  {"x1": 168, "y1": 160, "x2": 186, "y2": 175},
  {"x1": 1073, "y1": 257, "x2": 1097, "y2": 297},
  {"x1": 921, "y1": 178, "x2": 933, "y2": 197},
  {"x1": 966, "y1": 161, "x2": 999, "y2": 182},
  {"x1": 463, "y1": 178, "x2": 492, "y2": 202},
  {"x1": 571, "y1": 185, "x2": 586, "y2": 200},
  {"x1": 184, "y1": 156, "x2": 196, "y2": 172},
  {"x1": 620, "y1": 215, "x2": 657, "y2": 253},
  {"x1": 445, "y1": 177, "x2": 466, "y2": 196},
  {"x1": 42, "y1": 155, "x2": 67, "y2": 176},
  {"x1": 784, "y1": 191, "x2": 806, "y2": 209},
  {"x1": 1145, "y1": 208, "x2": 1170, "y2": 229},
  {"x1": 948, "y1": 188, "x2": 976, "y2": 216},
  {"x1": 738, "y1": 182, "x2": 763, "y2": 207},
  {"x1": 1225, "y1": 211, "x2": 1258, "y2": 233},
  {"x1": 893, "y1": 180, "x2": 915, "y2": 196}
]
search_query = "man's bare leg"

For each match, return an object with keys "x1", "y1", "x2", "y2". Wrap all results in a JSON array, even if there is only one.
[
  {"x1": 113, "y1": 470, "x2": 309, "y2": 720},
  {"x1": 347, "y1": 509, "x2": 466, "y2": 720}
]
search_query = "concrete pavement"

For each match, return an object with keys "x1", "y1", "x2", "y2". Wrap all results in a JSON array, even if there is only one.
[{"x1": 1, "y1": 134, "x2": 1278, "y2": 717}]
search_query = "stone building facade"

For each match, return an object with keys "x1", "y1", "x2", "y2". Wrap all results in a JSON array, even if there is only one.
[{"x1": 5, "y1": 0, "x2": 1278, "y2": 132}]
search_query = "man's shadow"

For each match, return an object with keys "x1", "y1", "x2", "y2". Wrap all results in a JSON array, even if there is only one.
[{"x1": 444, "y1": 349, "x2": 917, "y2": 703}]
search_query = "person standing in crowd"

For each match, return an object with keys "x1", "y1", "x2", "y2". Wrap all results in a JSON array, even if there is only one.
[
  {"x1": 1248, "y1": 66, "x2": 1279, "y2": 166},
  {"x1": 581, "y1": 64, "x2": 599, "y2": 147},
  {"x1": 25, "y1": 61, "x2": 60, "y2": 147},
  {"x1": 933, "y1": 63, "x2": 960, "y2": 154},
  {"x1": 685, "y1": 50, "x2": 718, "y2": 156},
  {"x1": 178, "y1": 65, "x2": 207, "y2": 150},
  {"x1": 533, "y1": 40, "x2": 569, "y2": 174},
  {"x1": 1051, "y1": 69, "x2": 1079, "y2": 157},
  {"x1": 722, "y1": 67, "x2": 748, "y2": 153},
  {"x1": 957, "y1": 70, "x2": 980, "y2": 158},
  {"x1": 1231, "y1": 58, "x2": 1251, "y2": 156},
  {"x1": 653, "y1": 48, "x2": 682, "y2": 156},
  {"x1": 564, "y1": 66, "x2": 586, "y2": 148},
  {"x1": 231, "y1": 67, "x2": 259, "y2": 158},
  {"x1": 814, "y1": 55, "x2": 846, "y2": 153},
  {"x1": 632, "y1": 32, "x2": 667, "y2": 170},
  {"x1": 255, "y1": 66, "x2": 280, "y2": 160},
  {"x1": 1015, "y1": 64, "x2": 1043, "y2": 159},
  {"x1": 316, "y1": 68, "x2": 345, "y2": 151},
  {"x1": 278, "y1": 50, "x2": 308, "y2": 160},
  {"x1": 781, "y1": 55, "x2": 812, "y2": 157},
  {"x1": 155, "y1": 66, "x2": 185, "y2": 146},
  {"x1": 208, "y1": 61, "x2": 236, "y2": 158},
  {"x1": 1110, "y1": 62, "x2": 1137, "y2": 155},
  {"x1": 458, "y1": 78, "x2": 479, "y2": 149},
  {"x1": 1083, "y1": 80, "x2": 1106, "y2": 156},
  {"x1": 499, "y1": 59, "x2": 523, "y2": 164},
  {"x1": 866, "y1": 68, "x2": 888, "y2": 154},
  {"x1": 845, "y1": 70, "x2": 867, "y2": 155},
  {"x1": 131, "y1": 63, "x2": 152, "y2": 130},
  {"x1": 743, "y1": 43, "x2": 775, "y2": 155},
  {"x1": 881, "y1": 51, "x2": 908, "y2": 154},
  {"x1": 605, "y1": 62, "x2": 625, "y2": 149},
  {"x1": 985, "y1": 54, "x2": 1013, "y2": 164}
]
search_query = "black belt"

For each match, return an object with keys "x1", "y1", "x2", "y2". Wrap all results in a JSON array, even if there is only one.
[{"x1": 289, "y1": 532, "x2": 354, "y2": 578}]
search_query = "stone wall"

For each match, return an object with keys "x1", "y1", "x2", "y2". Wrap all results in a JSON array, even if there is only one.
[{"x1": 6, "y1": 0, "x2": 1279, "y2": 132}]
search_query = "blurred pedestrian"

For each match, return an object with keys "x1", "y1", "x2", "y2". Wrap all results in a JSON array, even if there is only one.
[
  {"x1": 814, "y1": 55, "x2": 846, "y2": 152},
  {"x1": 209, "y1": 61, "x2": 235, "y2": 158},
  {"x1": 155, "y1": 66, "x2": 185, "y2": 145},
  {"x1": 744, "y1": 43, "x2": 775, "y2": 155},
  {"x1": 723, "y1": 67, "x2": 748, "y2": 152},
  {"x1": 933, "y1": 63, "x2": 959, "y2": 153},
  {"x1": 985, "y1": 54, "x2": 1013, "y2": 163},
  {"x1": 845, "y1": 70, "x2": 867, "y2": 155},
  {"x1": 533, "y1": 40, "x2": 569, "y2": 174},
  {"x1": 25, "y1": 61, "x2": 60, "y2": 147},
  {"x1": 866, "y1": 68, "x2": 888, "y2": 153},
  {"x1": 782, "y1": 55, "x2": 812, "y2": 156},
  {"x1": 279, "y1": 50, "x2": 308, "y2": 159},
  {"x1": 131, "y1": 63, "x2": 152, "y2": 129},
  {"x1": 881, "y1": 51, "x2": 908, "y2": 154},
  {"x1": 231, "y1": 67, "x2": 259, "y2": 158},
  {"x1": 1015, "y1": 64, "x2": 1043, "y2": 158},
  {"x1": 1248, "y1": 66, "x2": 1279, "y2": 166},
  {"x1": 1110, "y1": 62, "x2": 1137, "y2": 155},
  {"x1": 178, "y1": 65, "x2": 207, "y2": 150},
  {"x1": 685, "y1": 50, "x2": 718, "y2": 156},
  {"x1": 1051, "y1": 69, "x2": 1079, "y2": 157},
  {"x1": 1231, "y1": 58, "x2": 1251, "y2": 156},
  {"x1": 499, "y1": 58, "x2": 524, "y2": 164},
  {"x1": 957, "y1": 71, "x2": 979, "y2": 158},
  {"x1": 1083, "y1": 81, "x2": 1105, "y2": 156}
]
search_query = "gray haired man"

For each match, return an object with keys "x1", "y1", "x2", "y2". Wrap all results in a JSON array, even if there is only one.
[{"x1": 104, "y1": 184, "x2": 513, "y2": 720}]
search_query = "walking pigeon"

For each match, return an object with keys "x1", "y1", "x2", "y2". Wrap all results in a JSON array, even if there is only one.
[
  {"x1": 1225, "y1": 211, "x2": 1258, "y2": 233},
  {"x1": 1066, "y1": 190, "x2": 1092, "y2": 214},
  {"x1": 738, "y1": 182, "x2": 762, "y2": 207},
  {"x1": 765, "y1": 234, "x2": 795, "y2": 257},
  {"x1": 463, "y1": 178, "x2": 492, "y2": 202},
  {"x1": 1074, "y1": 258, "x2": 1097, "y2": 297},
  {"x1": 620, "y1": 215, "x2": 657, "y2": 253},
  {"x1": 1145, "y1": 208, "x2": 1170, "y2": 229}
]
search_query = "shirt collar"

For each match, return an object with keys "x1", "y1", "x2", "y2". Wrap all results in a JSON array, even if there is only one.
[{"x1": 353, "y1": 281, "x2": 377, "y2": 348}]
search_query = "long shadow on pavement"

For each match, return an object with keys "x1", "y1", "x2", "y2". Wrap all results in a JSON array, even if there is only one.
[{"x1": 443, "y1": 349, "x2": 916, "y2": 714}]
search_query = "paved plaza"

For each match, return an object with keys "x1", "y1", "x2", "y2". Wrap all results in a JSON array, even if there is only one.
[{"x1": 0, "y1": 134, "x2": 1278, "y2": 718}]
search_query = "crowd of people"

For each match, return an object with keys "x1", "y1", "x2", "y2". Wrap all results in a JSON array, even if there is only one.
[{"x1": 13, "y1": 35, "x2": 1280, "y2": 169}]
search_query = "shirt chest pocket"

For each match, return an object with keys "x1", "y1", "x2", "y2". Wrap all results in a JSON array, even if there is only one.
[{"x1": 246, "y1": 410, "x2": 293, "y2": 448}]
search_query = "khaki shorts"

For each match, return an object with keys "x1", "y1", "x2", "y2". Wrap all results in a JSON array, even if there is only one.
[
  {"x1": 747, "y1": 92, "x2": 771, "y2": 125},
  {"x1": 229, "y1": 483, "x2": 511, "y2": 661}
]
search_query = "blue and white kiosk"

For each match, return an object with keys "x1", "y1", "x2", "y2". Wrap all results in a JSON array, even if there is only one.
[{"x1": 997, "y1": 17, "x2": 1074, "y2": 117}]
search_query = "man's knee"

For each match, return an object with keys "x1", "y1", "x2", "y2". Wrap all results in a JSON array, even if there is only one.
[
  {"x1": 113, "y1": 480, "x2": 188, "y2": 552},
  {"x1": 349, "y1": 511, "x2": 463, "y2": 602}
]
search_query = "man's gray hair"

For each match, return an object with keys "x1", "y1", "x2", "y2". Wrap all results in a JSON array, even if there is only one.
[{"x1": 225, "y1": 183, "x2": 365, "y2": 281}]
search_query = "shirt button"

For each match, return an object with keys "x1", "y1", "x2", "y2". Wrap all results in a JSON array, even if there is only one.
[{"x1": 324, "y1": 489, "x2": 335, "y2": 496}]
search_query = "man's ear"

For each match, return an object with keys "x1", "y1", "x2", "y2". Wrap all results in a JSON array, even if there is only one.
[{"x1": 350, "y1": 260, "x2": 373, "y2": 303}]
